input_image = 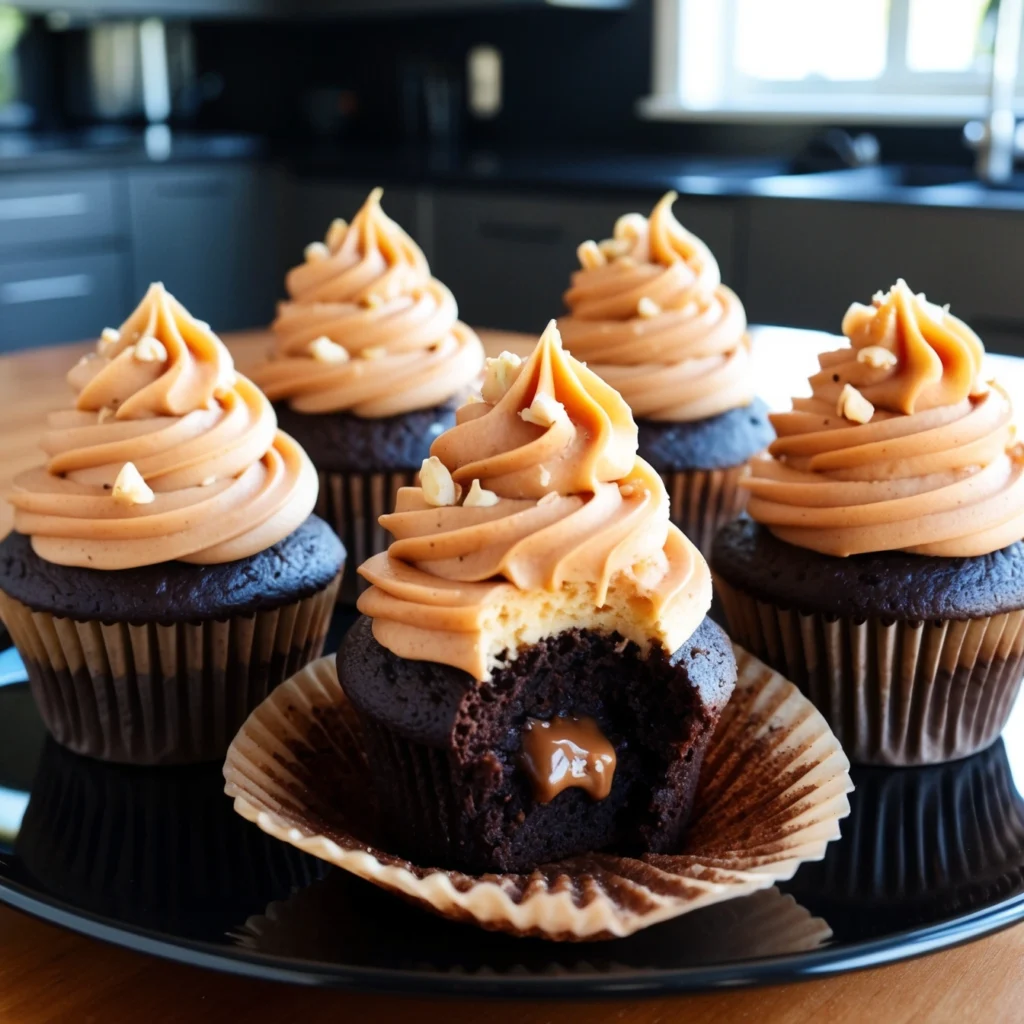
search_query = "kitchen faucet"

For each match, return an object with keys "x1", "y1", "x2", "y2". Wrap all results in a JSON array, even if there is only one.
[{"x1": 966, "y1": 0, "x2": 1024, "y2": 184}]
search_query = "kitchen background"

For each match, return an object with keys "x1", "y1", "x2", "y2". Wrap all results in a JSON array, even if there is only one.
[{"x1": 0, "y1": 0, "x2": 1021, "y2": 353}]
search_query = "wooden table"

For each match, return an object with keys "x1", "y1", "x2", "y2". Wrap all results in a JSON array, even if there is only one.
[{"x1": 1, "y1": 328, "x2": 1023, "y2": 1023}]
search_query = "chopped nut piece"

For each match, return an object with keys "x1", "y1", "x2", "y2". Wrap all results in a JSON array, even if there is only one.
[
  {"x1": 304, "y1": 241, "x2": 330, "y2": 262},
  {"x1": 133, "y1": 336, "x2": 168, "y2": 363},
  {"x1": 420, "y1": 456, "x2": 458, "y2": 507},
  {"x1": 308, "y1": 336, "x2": 350, "y2": 364},
  {"x1": 361, "y1": 293, "x2": 383, "y2": 309},
  {"x1": 837, "y1": 383, "x2": 874, "y2": 424},
  {"x1": 463, "y1": 479, "x2": 499, "y2": 508},
  {"x1": 520, "y1": 392, "x2": 566, "y2": 429},
  {"x1": 112, "y1": 462, "x2": 154, "y2": 506},
  {"x1": 97, "y1": 327, "x2": 121, "y2": 358},
  {"x1": 464, "y1": 393, "x2": 484, "y2": 404},
  {"x1": 361, "y1": 346, "x2": 387, "y2": 360},
  {"x1": 325, "y1": 217, "x2": 348, "y2": 250},
  {"x1": 481, "y1": 351, "x2": 524, "y2": 403},
  {"x1": 538, "y1": 466, "x2": 551, "y2": 486},
  {"x1": 97, "y1": 407, "x2": 115, "y2": 424},
  {"x1": 577, "y1": 240, "x2": 606, "y2": 269},
  {"x1": 619, "y1": 483, "x2": 635, "y2": 497},
  {"x1": 857, "y1": 345, "x2": 897, "y2": 369},
  {"x1": 637, "y1": 296, "x2": 661, "y2": 319},
  {"x1": 538, "y1": 491, "x2": 559, "y2": 506},
  {"x1": 970, "y1": 378, "x2": 991, "y2": 398}
]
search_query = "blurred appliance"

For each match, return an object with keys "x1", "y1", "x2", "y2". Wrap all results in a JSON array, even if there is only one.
[{"x1": 63, "y1": 19, "x2": 200, "y2": 124}]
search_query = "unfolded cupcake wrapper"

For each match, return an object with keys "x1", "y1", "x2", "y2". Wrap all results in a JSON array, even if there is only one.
[
  {"x1": 223, "y1": 649, "x2": 852, "y2": 942},
  {"x1": 716, "y1": 578, "x2": 1024, "y2": 767},
  {"x1": 660, "y1": 465, "x2": 750, "y2": 558},
  {"x1": 316, "y1": 469, "x2": 417, "y2": 603},
  {"x1": 0, "y1": 577, "x2": 340, "y2": 766}
]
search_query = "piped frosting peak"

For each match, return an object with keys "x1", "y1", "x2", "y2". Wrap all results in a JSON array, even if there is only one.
[
  {"x1": 358, "y1": 321, "x2": 712, "y2": 681},
  {"x1": 557, "y1": 191, "x2": 753, "y2": 423},
  {"x1": 252, "y1": 187, "x2": 484, "y2": 418},
  {"x1": 745, "y1": 281, "x2": 1024, "y2": 558},
  {"x1": 838, "y1": 279, "x2": 985, "y2": 415},
  {"x1": 9, "y1": 285, "x2": 318, "y2": 570}
]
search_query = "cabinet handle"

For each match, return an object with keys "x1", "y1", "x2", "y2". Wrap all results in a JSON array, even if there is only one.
[
  {"x1": 0, "y1": 194, "x2": 89, "y2": 221},
  {"x1": 0, "y1": 274, "x2": 93, "y2": 305},
  {"x1": 478, "y1": 221, "x2": 564, "y2": 245},
  {"x1": 154, "y1": 180, "x2": 231, "y2": 199}
]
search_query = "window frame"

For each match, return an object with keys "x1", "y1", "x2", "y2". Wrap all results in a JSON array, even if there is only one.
[{"x1": 641, "y1": 0, "x2": 1022, "y2": 124}]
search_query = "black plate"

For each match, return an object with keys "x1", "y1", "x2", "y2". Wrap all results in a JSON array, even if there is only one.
[{"x1": 1, "y1": 620, "x2": 1024, "y2": 999}]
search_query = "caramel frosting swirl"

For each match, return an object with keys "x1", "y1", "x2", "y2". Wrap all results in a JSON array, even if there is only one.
[
  {"x1": 251, "y1": 188, "x2": 484, "y2": 417},
  {"x1": 745, "y1": 280, "x2": 1024, "y2": 558},
  {"x1": 9, "y1": 283, "x2": 318, "y2": 570},
  {"x1": 558, "y1": 191, "x2": 753, "y2": 422},
  {"x1": 357, "y1": 321, "x2": 712, "y2": 680}
]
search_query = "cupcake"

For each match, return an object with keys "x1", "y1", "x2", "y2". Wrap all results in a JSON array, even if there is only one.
[
  {"x1": 0, "y1": 283, "x2": 344, "y2": 765},
  {"x1": 712, "y1": 280, "x2": 1024, "y2": 766},
  {"x1": 558, "y1": 191, "x2": 773, "y2": 556},
  {"x1": 251, "y1": 187, "x2": 485, "y2": 599},
  {"x1": 342, "y1": 320, "x2": 736, "y2": 873}
]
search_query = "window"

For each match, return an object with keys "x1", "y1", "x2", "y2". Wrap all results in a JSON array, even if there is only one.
[{"x1": 643, "y1": 0, "x2": 1020, "y2": 123}]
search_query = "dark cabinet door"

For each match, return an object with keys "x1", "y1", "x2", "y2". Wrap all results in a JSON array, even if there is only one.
[
  {"x1": 128, "y1": 164, "x2": 279, "y2": 332},
  {"x1": 431, "y1": 190, "x2": 738, "y2": 334},
  {"x1": 0, "y1": 251, "x2": 128, "y2": 351}
]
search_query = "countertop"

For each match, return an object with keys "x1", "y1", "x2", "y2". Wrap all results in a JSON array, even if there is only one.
[
  {"x1": 6, "y1": 129, "x2": 1024, "y2": 210},
  {"x1": 1, "y1": 329, "x2": 1024, "y2": 1021}
]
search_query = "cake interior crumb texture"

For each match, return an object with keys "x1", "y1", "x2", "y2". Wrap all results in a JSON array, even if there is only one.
[{"x1": 339, "y1": 616, "x2": 736, "y2": 873}]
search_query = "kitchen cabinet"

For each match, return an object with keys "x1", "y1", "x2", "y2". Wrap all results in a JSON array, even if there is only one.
[
  {"x1": 743, "y1": 198, "x2": 1024, "y2": 354},
  {"x1": 127, "y1": 164, "x2": 279, "y2": 332},
  {"x1": 431, "y1": 189, "x2": 738, "y2": 334},
  {"x1": 0, "y1": 171, "x2": 124, "y2": 255},
  {"x1": 0, "y1": 251, "x2": 128, "y2": 352}
]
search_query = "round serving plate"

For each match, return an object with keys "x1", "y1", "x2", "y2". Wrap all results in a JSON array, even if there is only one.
[{"x1": 1, "y1": 615, "x2": 1024, "y2": 999}]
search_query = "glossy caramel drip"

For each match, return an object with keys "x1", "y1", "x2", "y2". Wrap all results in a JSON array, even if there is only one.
[{"x1": 520, "y1": 715, "x2": 616, "y2": 803}]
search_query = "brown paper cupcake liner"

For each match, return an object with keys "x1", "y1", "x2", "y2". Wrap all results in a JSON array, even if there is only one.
[
  {"x1": 0, "y1": 576, "x2": 339, "y2": 766},
  {"x1": 223, "y1": 648, "x2": 852, "y2": 941},
  {"x1": 232, "y1": 876, "x2": 831, "y2": 969},
  {"x1": 316, "y1": 470, "x2": 417, "y2": 603},
  {"x1": 716, "y1": 577, "x2": 1024, "y2": 766},
  {"x1": 661, "y1": 465, "x2": 750, "y2": 558}
]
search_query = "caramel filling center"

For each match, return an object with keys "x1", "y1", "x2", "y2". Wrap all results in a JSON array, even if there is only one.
[{"x1": 520, "y1": 716, "x2": 616, "y2": 803}]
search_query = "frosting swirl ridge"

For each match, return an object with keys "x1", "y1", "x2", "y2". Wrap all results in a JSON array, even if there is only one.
[
  {"x1": 252, "y1": 188, "x2": 484, "y2": 417},
  {"x1": 357, "y1": 322, "x2": 712, "y2": 680},
  {"x1": 9, "y1": 283, "x2": 318, "y2": 569},
  {"x1": 558, "y1": 191, "x2": 753, "y2": 422},
  {"x1": 745, "y1": 281, "x2": 1024, "y2": 558}
]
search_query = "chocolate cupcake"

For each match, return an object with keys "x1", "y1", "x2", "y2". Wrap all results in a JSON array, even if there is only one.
[
  {"x1": 558, "y1": 192, "x2": 773, "y2": 557},
  {"x1": 0, "y1": 284, "x2": 344, "y2": 765},
  {"x1": 250, "y1": 188, "x2": 485, "y2": 600},
  {"x1": 344, "y1": 320, "x2": 736, "y2": 874},
  {"x1": 712, "y1": 280, "x2": 1024, "y2": 766}
]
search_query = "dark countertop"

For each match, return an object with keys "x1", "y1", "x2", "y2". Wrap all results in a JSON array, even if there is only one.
[{"x1": 4, "y1": 129, "x2": 1024, "y2": 211}]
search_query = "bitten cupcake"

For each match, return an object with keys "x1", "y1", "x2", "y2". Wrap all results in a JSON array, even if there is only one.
[
  {"x1": 713, "y1": 280, "x2": 1024, "y2": 766},
  {"x1": 558, "y1": 191, "x2": 773, "y2": 556},
  {"x1": 341, "y1": 320, "x2": 736, "y2": 873},
  {"x1": 251, "y1": 187, "x2": 485, "y2": 597},
  {"x1": 0, "y1": 283, "x2": 344, "y2": 765}
]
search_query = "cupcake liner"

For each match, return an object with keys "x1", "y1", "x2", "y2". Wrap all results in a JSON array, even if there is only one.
[
  {"x1": 232, "y1": 874, "x2": 830, "y2": 970},
  {"x1": 716, "y1": 578, "x2": 1024, "y2": 766},
  {"x1": 786, "y1": 739, "x2": 1024, "y2": 939},
  {"x1": 316, "y1": 470, "x2": 417, "y2": 603},
  {"x1": 0, "y1": 576, "x2": 339, "y2": 766},
  {"x1": 661, "y1": 465, "x2": 750, "y2": 558},
  {"x1": 16, "y1": 738, "x2": 324, "y2": 937},
  {"x1": 223, "y1": 648, "x2": 852, "y2": 942}
]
